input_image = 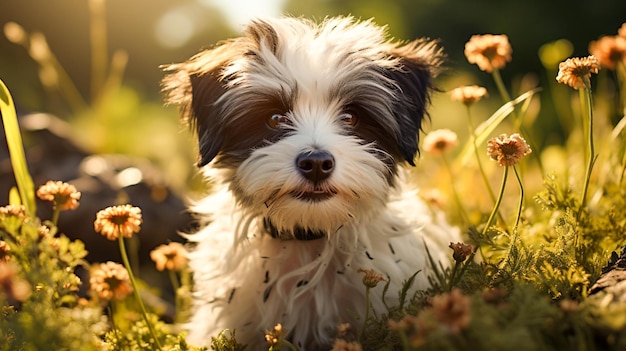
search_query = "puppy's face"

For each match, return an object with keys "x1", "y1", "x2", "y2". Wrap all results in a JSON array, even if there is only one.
[{"x1": 163, "y1": 17, "x2": 443, "y2": 238}]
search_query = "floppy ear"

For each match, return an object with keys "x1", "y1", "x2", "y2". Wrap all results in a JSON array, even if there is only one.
[
  {"x1": 384, "y1": 39, "x2": 444, "y2": 166},
  {"x1": 161, "y1": 42, "x2": 240, "y2": 167}
]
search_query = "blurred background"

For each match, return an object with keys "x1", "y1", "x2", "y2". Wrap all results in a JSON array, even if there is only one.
[{"x1": 0, "y1": 0, "x2": 624, "y2": 294}]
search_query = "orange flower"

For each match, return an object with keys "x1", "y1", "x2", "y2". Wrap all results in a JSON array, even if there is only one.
[
  {"x1": 556, "y1": 55, "x2": 600, "y2": 90},
  {"x1": 150, "y1": 242, "x2": 187, "y2": 271},
  {"x1": 0, "y1": 241, "x2": 9, "y2": 262},
  {"x1": 450, "y1": 85, "x2": 488, "y2": 105},
  {"x1": 331, "y1": 339, "x2": 363, "y2": 351},
  {"x1": 94, "y1": 205, "x2": 142, "y2": 240},
  {"x1": 588, "y1": 36, "x2": 626, "y2": 70},
  {"x1": 36, "y1": 180, "x2": 81, "y2": 211},
  {"x1": 429, "y1": 289, "x2": 472, "y2": 333},
  {"x1": 265, "y1": 323, "x2": 283, "y2": 346},
  {"x1": 357, "y1": 268, "x2": 386, "y2": 288},
  {"x1": 464, "y1": 34, "x2": 512, "y2": 72},
  {"x1": 89, "y1": 261, "x2": 133, "y2": 301},
  {"x1": 0, "y1": 204, "x2": 25, "y2": 217},
  {"x1": 619, "y1": 23, "x2": 626, "y2": 38},
  {"x1": 487, "y1": 133, "x2": 532, "y2": 167},
  {"x1": 422, "y1": 129, "x2": 458, "y2": 155},
  {"x1": 0, "y1": 262, "x2": 31, "y2": 302}
]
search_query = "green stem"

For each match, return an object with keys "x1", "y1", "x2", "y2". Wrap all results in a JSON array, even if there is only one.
[
  {"x1": 482, "y1": 166, "x2": 509, "y2": 236},
  {"x1": 512, "y1": 166, "x2": 524, "y2": 231},
  {"x1": 492, "y1": 68, "x2": 512, "y2": 103},
  {"x1": 577, "y1": 83, "x2": 595, "y2": 222},
  {"x1": 117, "y1": 235, "x2": 163, "y2": 350},
  {"x1": 51, "y1": 207, "x2": 61, "y2": 227},
  {"x1": 447, "y1": 261, "x2": 462, "y2": 292}
]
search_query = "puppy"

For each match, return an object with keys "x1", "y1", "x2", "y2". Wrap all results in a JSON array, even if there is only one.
[{"x1": 162, "y1": 16, "x2": 460, "y2": 349}]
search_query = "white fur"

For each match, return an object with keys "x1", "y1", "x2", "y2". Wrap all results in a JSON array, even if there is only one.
[{"x1": 164, "y1": 16, "x2": 461, "y2": 350}]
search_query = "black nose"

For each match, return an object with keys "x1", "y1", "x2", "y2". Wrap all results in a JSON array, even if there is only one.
[{"x1": 296, "y1": 150, "x2": 335, "y2": 183}]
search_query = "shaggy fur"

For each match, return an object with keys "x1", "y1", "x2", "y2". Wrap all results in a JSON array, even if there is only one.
[{"x1": 162, "y1": 16, "x2": 460, "y2": 350}]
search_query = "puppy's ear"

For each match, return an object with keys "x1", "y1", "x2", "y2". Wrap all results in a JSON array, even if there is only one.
[
  {"x1": 161, "y1": 42, "x2": 241, "y2": 167},
  {"x1": 384, "y1": 39, "x2": 444, "y2": 166}
]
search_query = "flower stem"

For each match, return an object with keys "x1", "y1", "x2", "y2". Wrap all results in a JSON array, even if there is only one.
[
  {"x1": 576, "y1": 83, "x2": 595, "y2": 222},
  {"x1": 118, "y1": 235, "x2": 163, "y2": 350},
  {"x1": 482, "y1": 166, "x2": 509, "y2": 236},
  {"x1": 51, "y1": 207, "x2": 60, "y2": 227},
  {"x1": 447, "y1": 261, "x2": 462, "y2": 292},
  {"x1": 512, "y1": 165, "x2": 524, "y2": 231}
]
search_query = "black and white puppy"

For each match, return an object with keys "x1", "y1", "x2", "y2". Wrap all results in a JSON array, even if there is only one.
[{"x1": 162, "y1": 16, "x2": 460, "y2": 349}]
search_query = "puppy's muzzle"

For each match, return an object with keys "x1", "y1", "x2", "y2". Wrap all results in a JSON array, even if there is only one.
[
  {"x1": 295, "y1": 150, "x2": 335, "y2": 184},
  {"x1": 293, "y1": 150, "x2": 337, "y2": 202}
]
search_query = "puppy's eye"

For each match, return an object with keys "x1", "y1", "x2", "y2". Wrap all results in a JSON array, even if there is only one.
[
  {"x1": 267, "y1": 114, "x2": 290, "y2": 129},
  {"x1": 339, "y1": 112, "x2": 357, "y2": 126}
]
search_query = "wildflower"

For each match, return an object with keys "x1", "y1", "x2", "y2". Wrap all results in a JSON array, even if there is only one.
[
  {"x1": 331, "y1": 339, "x2": 363, "y2": 351},
  {"x1": 337, "y1": 322, "x2": 352, "y2": 336},
  {"x1": 94, "y1": 205, "x2": 142, "y2": 240},
  {"x1": 559, "y1": 299, "x2": 580, "y2": 313},
  {"x1": 619, "y1": 23, "x2": 626, "y2": 38},
  {"x1": 36, "y1": 180, "x2": 81, "y2": 211},
  {"x1": 265, "y1": 323, "x2": 283, "y2": 346},
  {"x1": 588, "y1": 36, "x2": 626, "y2": 70},
  {"x1": 150, "y1": 242, "x2": 187, "y2": 271},
  {"x1": 556, "y1": 55, "x2": 600, "y2": 90},
  {"x1": 388, "y1": 314, "x2": 434, "y2": 347},
  {"x1": 89, "y1": 261, "x2": 133, "y2": 301},
  {"x1": 0, "y1": 204, "x2": 25, "y2": 217},
  {"x1": 464, "y1": 34, "x2": 512, "y2": 72},
  {"x1": 0, "y1": 262, "x2": 31, "y2": 302},
  {"x1": 487, "y1": 133, "x2": 532, "y2": 167},
  {"x1": 429, "y1": 289, "x2": 472, "y2": 333},
  {"x1": 449, "y1": 242, "x2": 473, "y2": 263},
  {"x1": 450, "y1": 85, "x2": 488, "y2": 105},
  {"x1": 422, "y1": 129, "x2": 459, "y2": 155},
  {"x1": 357, "y1": 268, "x2": 386, "y2": 288}
]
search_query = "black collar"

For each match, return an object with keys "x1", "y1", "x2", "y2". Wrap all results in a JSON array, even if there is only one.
[{"x1": 263, "y1": 218, "x2": 326, "y2": 241}]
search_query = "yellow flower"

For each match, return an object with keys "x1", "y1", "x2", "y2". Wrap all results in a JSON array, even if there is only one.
[
  {"x1": 487, "y1": 133, "x2": 532, "y2": 167},
  {"x1": 588, "y1": 36, "x2": 626, "y2": 70},
  {"x1": 422, "y1": 129, "x2": 459, "y2": 155},
  {"x1": 150, "y1": 242, "x2": 188, "y2": 271},
  {"x1": 556, "y1": 55, "x2": 600, "y2": 90},
  {"x1": 89, "y1": 261, "x2": 133, "y2": 301},
  {"x1": 94, "y1": 205, "x2": 142, "y2": 240},
  {"x1": 36, "y1": 180, "x2": 81, "y2": 211},
  {"x1": 464, "y1": 34, "x2": 512, "y2": 72},
  {"x1": 450, "y1": 85, "x2": 488, "y2": 105},
  {"x1": 264, "y1": 323, "x2": 283, "y2": 346},
  {"x1": 357, "y1": 268, "x2": 386, "y2": 288}
]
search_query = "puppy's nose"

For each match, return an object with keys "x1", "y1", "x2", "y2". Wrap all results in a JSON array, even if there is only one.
[{"x1": 296, "y1": 150, "x2": 335, "y2": 183}]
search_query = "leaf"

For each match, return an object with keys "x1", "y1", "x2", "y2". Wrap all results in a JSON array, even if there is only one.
[
  {"x1": 458, "y1": 88, "x2": 540, "y2": 166},
  {"x1": 0, "y1": 79, "x2": 36, "y2": 215}
]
